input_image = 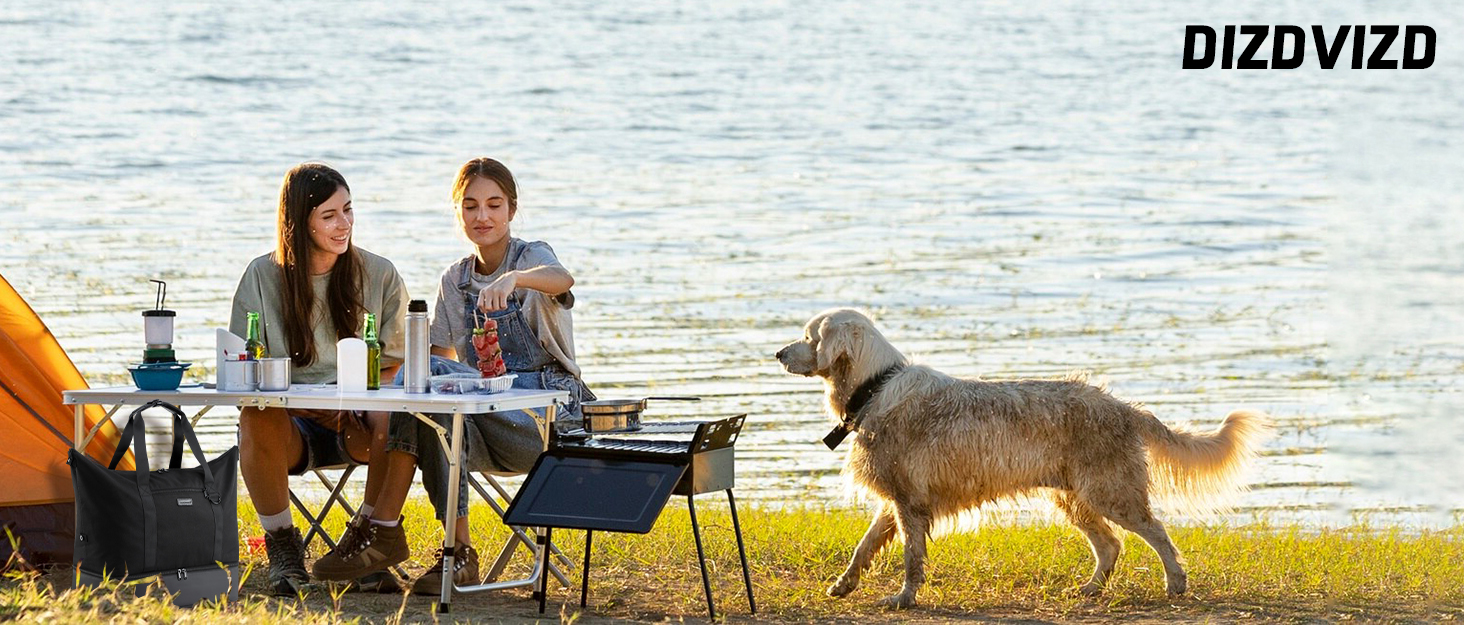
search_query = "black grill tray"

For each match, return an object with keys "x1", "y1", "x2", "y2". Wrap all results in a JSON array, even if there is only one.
[{"x1": 502, "y1": 454, "x2": 688, "y2": 534}]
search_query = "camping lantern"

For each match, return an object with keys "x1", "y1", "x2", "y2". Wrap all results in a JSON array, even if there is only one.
[{"x1": 142, "y1": 279, "x2": 176, "y2": 364}]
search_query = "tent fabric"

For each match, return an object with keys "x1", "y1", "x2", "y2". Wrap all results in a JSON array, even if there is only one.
[{"x1": 0, "y1": 272, "x2": 130, "y2": 566}]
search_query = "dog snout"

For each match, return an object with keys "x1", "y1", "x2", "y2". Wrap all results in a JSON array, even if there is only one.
[{"x1": 776, "y1": 341, "x2": 816, "y2": 375}]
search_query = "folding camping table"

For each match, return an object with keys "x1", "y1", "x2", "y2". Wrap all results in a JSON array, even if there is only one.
[{"x1": 63, "y1": 384, "x2": 567, "y2": 611}]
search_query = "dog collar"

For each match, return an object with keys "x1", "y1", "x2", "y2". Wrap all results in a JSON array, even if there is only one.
[{"x1": 823, "y1": 364, "x2": 905, "y2": 451}]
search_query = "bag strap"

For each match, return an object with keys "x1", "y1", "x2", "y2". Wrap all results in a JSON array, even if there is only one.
[
  {"x1": 163, "y1": 406, "x2": 226, "y2": 561},
  {"x1": 111, "y1": 402, "x2": 159, "y2": 569}
]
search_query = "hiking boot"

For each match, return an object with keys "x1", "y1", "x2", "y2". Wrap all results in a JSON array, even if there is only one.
[
  {"x1": 330, "y1": 513, "x2": 368, "y2": 552},
  {"x1": 311, "y1": 519, "x2": 409, "y2": 582},
  {"x1": 263, "y1": 526, "x2": 311, "y2": 597},
  {"x1": 351, "y1": 570, "x2": 404, "y2": 594},
  {"x1": 328, "y1": 515, "x2": 404, "y2": 593},
  {"x1": 411, "y1": 544, "x2": 480, "y2": 595}
]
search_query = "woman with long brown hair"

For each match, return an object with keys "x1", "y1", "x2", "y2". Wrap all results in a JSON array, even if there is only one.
[
  {"x1": 312, "y1": 157, "x2": 593, "y2": 594},
  {"x1": 229, "y1": 162, "x2": 408, "y2": 595}
]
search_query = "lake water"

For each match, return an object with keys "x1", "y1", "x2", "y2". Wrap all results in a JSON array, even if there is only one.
[{"x1": 3, "y1": 1, "x2": 1460, "y2": 527}]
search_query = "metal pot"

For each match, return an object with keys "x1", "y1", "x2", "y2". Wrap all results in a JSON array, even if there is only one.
[{"x1": 581, "y1": 396, "x2": 699, "y2": 433}]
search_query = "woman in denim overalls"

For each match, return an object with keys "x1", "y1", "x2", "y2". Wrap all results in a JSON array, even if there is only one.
[{"x1": 311, "y1": 158, "x2": 594, "y2": 593}]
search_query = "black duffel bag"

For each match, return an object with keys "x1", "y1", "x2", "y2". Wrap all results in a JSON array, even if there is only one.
[{"x1": 68, "y1": 399, "x2": 239, "y2": 606}]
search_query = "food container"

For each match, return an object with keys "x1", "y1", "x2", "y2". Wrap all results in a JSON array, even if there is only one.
[
  {"x1": 430, "y1": 373, "x2": 516, "y2": 395},
  {"x1": 257, "y1": 357, "x2": 291, "y2": 392},
  {"x1": 219, "y1": 359, "x2": 258, "y2": 392},
  {"x1": 581, "y1": 396, "x2": 700, "y2": 433},
  {"x1": 128, "y1": 361, "x2": 190, "y2": 391}
]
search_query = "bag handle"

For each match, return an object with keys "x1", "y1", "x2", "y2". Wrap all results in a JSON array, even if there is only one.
[
  {"x1": 108, "y1": 407, "x2": 184, "y2": 471},
  {"x1": 108, "y1": 401, "x2": 220, "y2": 499}
]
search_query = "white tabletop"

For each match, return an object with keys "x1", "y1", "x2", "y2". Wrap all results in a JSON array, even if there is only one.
[{"x1": 63, "y1": 384, "x2": 567, "y2": 414}]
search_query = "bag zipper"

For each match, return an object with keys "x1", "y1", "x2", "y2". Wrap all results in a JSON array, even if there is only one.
[{"x1": 80, "y1": 562, "x2": 239, "y2": 581}]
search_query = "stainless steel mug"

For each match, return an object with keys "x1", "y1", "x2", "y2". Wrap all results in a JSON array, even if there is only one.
[{"x1": 257, "y1": 357, "x2": 291, "y2": 392}]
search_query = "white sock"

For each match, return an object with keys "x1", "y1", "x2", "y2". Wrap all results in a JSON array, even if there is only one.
[
  {"x1": 370, "y1": 517, "x2": 400, "y2": 528},
  {"x1": 358, "y1": 504, "x2": 375, "y2": 518},
  {"x1": 259, "y1": 509, "x2": 294, "y2": 533}
]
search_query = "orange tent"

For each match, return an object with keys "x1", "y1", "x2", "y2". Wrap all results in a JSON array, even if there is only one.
[{"x1": 0, "y1": 272, "x2": 130, "y2": 567}]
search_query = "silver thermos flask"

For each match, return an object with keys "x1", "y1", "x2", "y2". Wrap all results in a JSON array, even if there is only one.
[{"x1": 404, "y1": 299, "x2": 430, "y2": 393}]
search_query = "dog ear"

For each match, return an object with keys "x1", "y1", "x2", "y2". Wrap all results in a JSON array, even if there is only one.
[{"x1": 815, "y1": 316, "x2": 861, "y2": 372}]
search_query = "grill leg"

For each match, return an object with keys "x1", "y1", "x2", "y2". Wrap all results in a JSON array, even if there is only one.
[
  {"x1": 727, "y1": 489, "x2": 756, "y2": 614},
  {"x1": 536, "y1": 528, "x2": 551, "y2": 614},
  {"x1": 580, "y1": 530, "x2": 593, "y2": 607},
  {"x1": 688, "y1": 495, "x2": 716, "y2": 619}
]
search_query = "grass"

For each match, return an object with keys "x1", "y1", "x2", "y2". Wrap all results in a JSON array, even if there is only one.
[{"x1": 4, "y1": 500, "x2": 1463, "y2": 623}]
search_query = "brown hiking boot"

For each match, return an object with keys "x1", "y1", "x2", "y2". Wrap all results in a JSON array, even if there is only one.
[
  {"x1": 311, "y1": 519, "x2": 409, "y2": 582},
  {"x1": 411, "y1": 544, "x2": 480, "y2": 595},
  {"x1": 351, "y1": 570, "x2": 403, "y2": 594},
  {"x1": 328, "y1": 515, "x2": 404, "y2": 593},
  {"x1": 263, "y1": 526, "x2": 311, "y2": 596}
]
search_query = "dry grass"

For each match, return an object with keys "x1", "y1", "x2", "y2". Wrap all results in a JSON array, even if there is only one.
[{"x1": 4, "y1": 501, "x2": 1463, "y2": 623}]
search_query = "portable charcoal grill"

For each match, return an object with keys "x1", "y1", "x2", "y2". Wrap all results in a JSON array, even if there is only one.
[{"x1": 502, "y1": 415, "x2": 755, "y2": 618}]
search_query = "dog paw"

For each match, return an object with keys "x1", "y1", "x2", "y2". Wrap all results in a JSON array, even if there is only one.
[
  {"x1": 1166, "y1": 572, "x2": 1188, "y2": 597},
  {"x1": 827, "y1": 577, "x2": 859, "y2": 598},
  {"x1": 877, "y1": 592, "x2": 916, "y2": 609},
  {"x1": 1078, "y1": 581, "x2": 1104, "y2": 597}
]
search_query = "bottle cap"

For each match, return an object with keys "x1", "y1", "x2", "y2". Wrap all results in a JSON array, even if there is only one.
[{"x1": 409, "y1": 300, "x2": 427, "y2": 313}]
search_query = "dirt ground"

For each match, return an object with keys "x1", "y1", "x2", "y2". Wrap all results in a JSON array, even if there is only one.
[
  {"x1": 23, "y1": 565, "x2": 1459, "y2": 624},
  {"x1": 270, "y1": 589, "x2": 1455, "y2": 624}
]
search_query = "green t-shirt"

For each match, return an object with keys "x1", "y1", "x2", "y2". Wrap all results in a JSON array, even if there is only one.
[{"x1": 229, "y1": 248, "x2": 408, "y2": 383}]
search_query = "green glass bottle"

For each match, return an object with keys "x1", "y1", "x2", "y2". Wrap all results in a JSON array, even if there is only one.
[
  {"x1": 363, "y1": 312, "x2": 381, "y2": 390},
  {"x1": 244, "y1": 311, "x2": 267, "y2": 360}
]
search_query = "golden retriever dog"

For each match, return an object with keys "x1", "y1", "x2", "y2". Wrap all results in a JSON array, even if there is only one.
[{"x1": 775, "y1": 309, "x2": 1270, "y2": 608}]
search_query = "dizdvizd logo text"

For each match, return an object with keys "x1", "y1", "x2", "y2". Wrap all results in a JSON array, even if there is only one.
[{"x1": 1183, "y1": 25, "x2": 1435, "y2": 69}]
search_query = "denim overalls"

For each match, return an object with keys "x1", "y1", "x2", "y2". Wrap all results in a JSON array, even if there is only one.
[
  {"x1": 387, "y1": 246, "x2": 594, "y2": 521},
  {"x1": 454, "y1": 244, "x2": 592, "y2": 421}
]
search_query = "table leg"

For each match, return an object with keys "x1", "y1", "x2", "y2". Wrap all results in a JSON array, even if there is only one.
[
  {"x1": 79, "y1": 403, "x2": 123, "y2": 451},
  {"x1": 536, "y1": 401, "x2": 557, "y2": 447},
  {"x1": 439, "y1": 410, "x2": 466, "y2": 612},
  {"x1": 73, "y1": 404, "x2": 84, "y2": 451},
  {"x1": 189, "y1": 405, "x2": 212, "y2": 428}
]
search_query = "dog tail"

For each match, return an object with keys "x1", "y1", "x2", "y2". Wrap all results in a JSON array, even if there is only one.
[{"x1": 1138, "y1": 409, "x2": 1272, "y2": 517}]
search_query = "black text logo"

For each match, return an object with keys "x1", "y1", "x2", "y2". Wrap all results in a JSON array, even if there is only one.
[{"x1": 1184, "y1": 25, "x2": 1435, "y2": 69}]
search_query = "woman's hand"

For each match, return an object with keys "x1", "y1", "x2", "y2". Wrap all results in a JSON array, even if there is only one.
[{"x1": 477, "y1": 271, "x2": 518, "y2": 312}]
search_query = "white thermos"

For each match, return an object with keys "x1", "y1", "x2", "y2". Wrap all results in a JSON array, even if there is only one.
[{"x1": 404, "y1": 299, "x2": 430, "y2": 393}]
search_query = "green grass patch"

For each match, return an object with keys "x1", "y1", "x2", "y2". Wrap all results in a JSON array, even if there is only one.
[{"x1": 4, "y1": 501, "x2": 1462, "y2": 623}]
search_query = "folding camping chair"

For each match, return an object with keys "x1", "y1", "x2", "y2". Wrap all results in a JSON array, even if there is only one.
[{"x1": 287, "y1": 460, "x2": 361, "y2": 552}]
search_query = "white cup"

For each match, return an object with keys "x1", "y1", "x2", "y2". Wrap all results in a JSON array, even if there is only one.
[{"x1": 219, "y1": 360, "x2": 258, "y2": 392}]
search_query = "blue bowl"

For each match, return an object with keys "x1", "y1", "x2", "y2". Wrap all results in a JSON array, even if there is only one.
[{"x1": 129, "y1": 362, "x2": 191, "y2": 391}]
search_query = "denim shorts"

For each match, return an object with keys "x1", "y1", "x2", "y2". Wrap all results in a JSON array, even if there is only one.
[{"x1": 286, "y1": 412, "x2": 356, "y2": 474}]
